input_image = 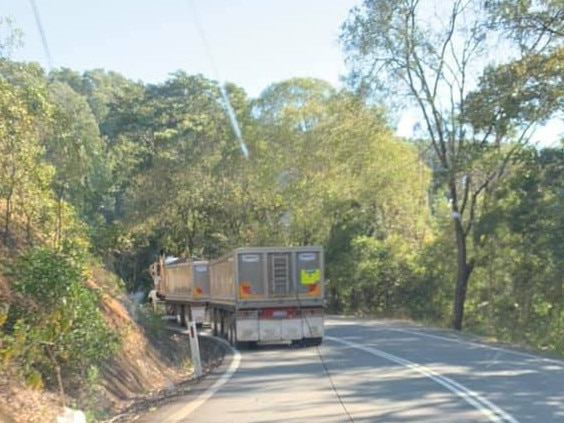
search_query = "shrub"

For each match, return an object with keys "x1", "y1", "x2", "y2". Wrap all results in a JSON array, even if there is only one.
[{"x1": 2, "y1": 241, "x2": 119, "y2": 402}]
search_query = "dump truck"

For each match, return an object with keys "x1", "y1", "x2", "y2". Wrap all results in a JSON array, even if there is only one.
[
  {"x1": 149, "y1": 256, "x2": 210, "y2": 326},
  {"x1": 208, "y1": 246, "x2": 325, "y2": 347}
]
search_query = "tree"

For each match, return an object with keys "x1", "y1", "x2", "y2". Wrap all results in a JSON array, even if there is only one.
[
  {"x1": 105, "y1": 73, "x2": 258, "y2": 286},
  {"x1": 475, "y1": 1, "x2": 564, "y2": 139},
  {"x1": 341, "y1": 0, "x2": 536, "y2": 330},
  {"x1": 487, "y1": 0, "x2": 564, "y2": 53},
  {"x1": 470, "y1": 147, "x2": 564, "y2": 347},
  {"x1": 254, "y1": 78, "x2": 433, "y2": 315},
  {"x1": 45, "y1": 80, "x2": 110, "y2": 244},
  {"x1": 0, "y1": 17, "x2": 22, "y2": 59},
  {"x1": 0, "y1": 68, "x2": 52, "y2": 245}
]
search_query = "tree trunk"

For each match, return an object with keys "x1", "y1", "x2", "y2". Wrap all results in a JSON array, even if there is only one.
[
  {"x1": 25, "y1": 213, "x2": 32, "y2": 246},
  {"x1": 55, "y1": 184, "x2": 67, "y2": 248},
  {"x1": 56, "y1": 197, "x2": 62, "y2": 248},
  {"x1": 4, "y1": 185, "x2": 14, "y2": 245},
  {"x1": 486, "y1": 241, "x2": 496, "y2": 334},
  {"x1": 452, "y1": 215, "x2": 474, "y2": 330},
  {"x1": 4, "y1": 195, "x2": 10, "y2": 243},
  {"x1": 45, "y1": 344, "x2": 66, "y2": 407}
]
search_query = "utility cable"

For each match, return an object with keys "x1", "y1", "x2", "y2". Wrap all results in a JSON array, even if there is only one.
[
  {"x1": 29, "y1": 0, "x2": 53, "y2": 71},
  {"x1": 186, "y1": 0, "x2": 249, "y2": 158},
  {"x1": 182, "y1": 4, "x2": 378, "y2": 418}
]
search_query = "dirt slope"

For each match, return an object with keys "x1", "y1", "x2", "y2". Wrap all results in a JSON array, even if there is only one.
[{"x1": 0, "y1": 271, "x2": 212, "y2": 423}]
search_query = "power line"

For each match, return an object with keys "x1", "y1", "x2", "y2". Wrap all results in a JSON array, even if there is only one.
[
  {"x1": 185, "y1": 3, "x2": 352, "y2": 418},
  {"x1": 29, "y1": 0, "x2": 53, "y2": 71},
  {"x1": 186, "y1": 0, "x2": 249, "y2": 158}
]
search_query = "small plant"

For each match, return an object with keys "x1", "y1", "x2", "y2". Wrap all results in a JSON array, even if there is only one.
[{"x1": 136, "y1": 305, "x2": 167, "y2": 340}]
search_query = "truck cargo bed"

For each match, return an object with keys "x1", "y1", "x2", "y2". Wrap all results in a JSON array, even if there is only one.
[{"x1": 209, "y1": 246, "x2": 324, "y2": 307}]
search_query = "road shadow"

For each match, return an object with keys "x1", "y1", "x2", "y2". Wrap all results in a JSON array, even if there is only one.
[{"x1": 322, "y1": 319, "x2": 564, "y2": 423}]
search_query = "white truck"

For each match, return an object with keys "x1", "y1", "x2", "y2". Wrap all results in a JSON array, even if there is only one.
[
  {"x1": 149, "y1": 257, "x2": 210, "y2": 327},
  {"x1": 208, "y1": 246, "x2": 325, "y2": 347}
]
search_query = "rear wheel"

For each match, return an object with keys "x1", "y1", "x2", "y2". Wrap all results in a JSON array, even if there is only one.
[
  {"x1": 291, "y1": 339, "x2": 305, "y2": 348},
  {"x1": 212, "y1": 309, "x2": 219, "y2": 336},
  {"x1": 180, "y1": 305, "x2": 187, "y2": 327},
  {"x1": 304, "y1": 337, "x2": 323, "y2": 347},
  {"x1": 228, "y1": 322, "x2": 236, "y2": 345}
]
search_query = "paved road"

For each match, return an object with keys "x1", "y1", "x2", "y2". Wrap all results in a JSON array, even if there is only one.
[{"x1": 137, "y1": 317, "x2": 564, "y2": 422}]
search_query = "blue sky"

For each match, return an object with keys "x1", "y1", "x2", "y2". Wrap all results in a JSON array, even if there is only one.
[
  {"x1": 3, "y1": 0, "x2": 562, "y2": 145},
  {"x1": 4, "y1": 0, "x2": 360, "y2": 98}
]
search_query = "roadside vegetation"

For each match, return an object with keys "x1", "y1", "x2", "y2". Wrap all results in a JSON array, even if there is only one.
[{"x1": 1, "y1": 0, "x2": 564, "y2": 420}]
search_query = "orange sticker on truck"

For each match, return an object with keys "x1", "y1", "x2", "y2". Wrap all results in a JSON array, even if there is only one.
[{"x1": 239, "y1": 281, "x2": 253, "y2": 297}]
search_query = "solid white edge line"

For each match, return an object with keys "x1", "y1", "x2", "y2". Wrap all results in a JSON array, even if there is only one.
[
  {"x1": 166, "y1": 335, "x2": 241, "y2": 422},
  {"x1": 327, "y1": 317, "x2": 563, "y2": 365},
  {"x1": 327, "y1": 336, "x2": 520, "y2": 423},
  {"x1": 382, "y1": 326, "x2": 564, "y2": 366}
]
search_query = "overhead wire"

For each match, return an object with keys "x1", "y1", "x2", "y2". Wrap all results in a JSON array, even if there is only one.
[
  {"x1": 27, "y1": 3, "x2": 361, "y2": 419},
  {"x1": 185, "y1": 2, "x2": 354, "y2": 420},
  {"x1": 29, "y1": 0, "x2": 53, "y2": 71},
  {"x1": 186, "y1": 0, "x2": 249, "y2": 158}
]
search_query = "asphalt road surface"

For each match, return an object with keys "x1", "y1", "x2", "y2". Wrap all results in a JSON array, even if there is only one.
[{"x1": 137, "y1": 317, "x2": 564, "y2": 422}]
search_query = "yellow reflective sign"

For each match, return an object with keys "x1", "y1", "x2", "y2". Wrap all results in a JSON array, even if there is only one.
[{"x1": 300, "y1": 268, "x2": 320, "y2": 285}]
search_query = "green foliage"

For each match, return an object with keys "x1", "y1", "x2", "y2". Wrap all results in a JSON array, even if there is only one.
[
  {"x1": 0, "y1": 17, "x2": 23, "y2": 59},
  {"x1": 339, "y1": 0, "x2": 564, "y2": 333},
  {"x1": 135, "y1": 305, "x2": 167, "y2": 341},
  {"x1": 2, "y1": 242, "x2": 119, "y2": 390},
  {"x1": 45, "y1": 80, "x2": 110, "y2": 223},
  {"x1": 3, "y1": 5, "x2": 564, "y2": 377},
  {"x1": 487, "y1": 0, "x2": 564, "y2": 51},
  {"x1": 465, "y1": 49, "x2": 564, "y2": 137},
  {"x1": 0, "y1": 64, "x2": 54, "y2": 245},
  {"x1": 463, "y1": 147, "x2": 564, "y2": 352}
]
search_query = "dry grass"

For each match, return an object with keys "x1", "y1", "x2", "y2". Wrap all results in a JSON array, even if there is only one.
[{"x1": 0, "y1": 367, "x2": 62, "y2": 423}]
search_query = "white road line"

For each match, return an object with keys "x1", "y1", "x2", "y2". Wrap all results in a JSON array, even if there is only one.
[
  {"x1": 166, "y1": 336, "x2": 241, "y2": 422},
  {"x1": 327, "y1": 336, "x2": 520, "y2": 423},
  {"x1": 382, "y1": 326, "x2": 564, "y2": 366}
]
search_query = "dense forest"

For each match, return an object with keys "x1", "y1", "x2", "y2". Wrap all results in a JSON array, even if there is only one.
[{"x1": 2, "y1": 0, "x2": 564, "y2": 406}]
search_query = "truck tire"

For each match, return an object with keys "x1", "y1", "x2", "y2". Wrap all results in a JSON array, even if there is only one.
[{"x1": 304, "y1": 337, "x2": 323, "y2": 347}]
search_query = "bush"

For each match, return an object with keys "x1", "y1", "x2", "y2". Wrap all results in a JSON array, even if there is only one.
[{"x1": 2, "y1": 241, "x2": 119, "y2": 400}]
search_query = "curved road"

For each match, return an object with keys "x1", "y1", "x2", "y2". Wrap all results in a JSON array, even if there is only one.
[{"x1": 137, "y1": 317, "x2": 564, "y2": 422}]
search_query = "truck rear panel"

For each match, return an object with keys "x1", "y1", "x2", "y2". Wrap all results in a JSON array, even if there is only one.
[
  {"x1": 162, "y1": 260, "x2": 210, "y2": 303},
  {"x1": 209, "y1": 246, "x2": 325, "y2": 345},
  {"x1": 210, "y1": 246, "x2": 324, "y2": 305}
]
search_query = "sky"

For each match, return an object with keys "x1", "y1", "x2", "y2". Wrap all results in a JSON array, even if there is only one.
[
  {"x1": 4, "y1": 0, "x2": 360, "y2": 98},
  {"x1": 2, "y1": 0, "x2": 562, "y2": 146}
]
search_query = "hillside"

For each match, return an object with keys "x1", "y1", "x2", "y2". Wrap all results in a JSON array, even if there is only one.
[{"x1": 0, "y1": 242, "x2": 222, "y2": 423}]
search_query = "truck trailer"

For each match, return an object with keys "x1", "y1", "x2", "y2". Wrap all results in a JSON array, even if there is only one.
[
  {"x1": 208, "y1": 246, "x2": 325, "y2": 347},
  {"x1": 150, "y1": 256, "x2": 210, "y2": 327}
]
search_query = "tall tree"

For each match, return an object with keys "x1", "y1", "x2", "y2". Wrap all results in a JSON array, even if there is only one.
[
  {"x1": 45, "y1": 80, "x2": 110, "y2": 241},
  {"x1": 473, "y1": 1, "x2": 564, "y2": 139},
  {"x1": 487, "y1": 0, "x2": 564, "y2": 53},
  {"x1": 341, "y1": 0, "x2": 536, "y2": 330},
  {"x1": 0, "y1": 63, "x2": 53, "y2": 245},
  {"x1": 471, "y1": 147, "x2": 564, "y2": 345},
  {"x1": 0, "y1": 17, "x2": 22, "y2": 59}
]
